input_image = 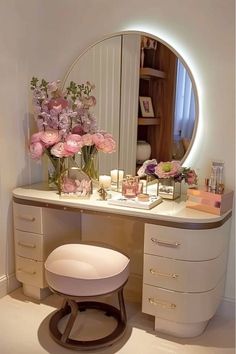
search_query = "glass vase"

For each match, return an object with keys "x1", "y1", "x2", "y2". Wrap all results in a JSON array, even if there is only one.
[
  {"x1": 157, "y1": 178, "x2": 181, "y2": 200},
  {"x1": 60, "y1": 156, "x2": 92, "y2": 198},
  {"x1": 47, "y1": 156, "x2": 67, "y2": 194},
  {"x1": 82, "y1": 150, "x2": 99, "y2": 182}
]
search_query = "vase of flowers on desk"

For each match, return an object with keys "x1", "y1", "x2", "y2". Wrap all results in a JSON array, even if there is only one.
[{"x1": 28, "y1": 78, "x2": 116, "y2": 197}]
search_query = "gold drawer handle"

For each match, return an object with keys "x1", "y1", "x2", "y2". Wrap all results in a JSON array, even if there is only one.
[
  {"x1": 151, "y1": 237, "x2": 180, "y2": 248},
  {"x1": 149, "y1": 268, "x2": 179, "y2": 279},
  {"x1": 18, "y1": 268, "x2": 36, "y2": 275},
  {"x1": 148, "y1": 297, "x2": 176, "y2": 309},
  {"x1": 18, "y1": 215, "x2": 36, "y2": 222},
  {"x1": 18, "y1": 241, "x2": 36, "y2": 249}
]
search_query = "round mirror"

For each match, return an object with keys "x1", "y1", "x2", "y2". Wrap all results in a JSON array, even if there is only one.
[{"x1": 63, "y1": 31, "x2": 198, "y2": 176}]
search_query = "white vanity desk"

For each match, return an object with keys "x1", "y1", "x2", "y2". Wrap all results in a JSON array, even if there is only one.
[{"x1": 13, "y1": 183, "x2": 232, "y2": 338}]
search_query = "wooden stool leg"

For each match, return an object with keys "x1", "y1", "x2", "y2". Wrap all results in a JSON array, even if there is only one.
[
  {"x1": 118, "y1": 287, "x2": 127, "y2": 323},
  {"x1": 61, "y1": 299, "x2": 78, "y2": 343}
]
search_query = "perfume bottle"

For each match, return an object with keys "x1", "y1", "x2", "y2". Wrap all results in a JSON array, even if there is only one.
[{"x1": 122, "y1": 176, "x2": 141, "y2": 198}]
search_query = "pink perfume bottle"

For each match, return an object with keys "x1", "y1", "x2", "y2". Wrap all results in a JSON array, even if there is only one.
[{"x1": 122, "y1": 176, "x2": 142, "y2": 198}]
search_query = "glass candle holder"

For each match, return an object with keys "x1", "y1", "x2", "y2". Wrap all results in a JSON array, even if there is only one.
[
  {"x1": 110, "y1": 169, "x2": 124, "y2": 191},
  {"x1": 99, "y1": 175, "x2": 111, "y2": 190}
]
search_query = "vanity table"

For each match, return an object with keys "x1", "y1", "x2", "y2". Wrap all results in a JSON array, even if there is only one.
[{"x1": 13, "y1": 183, "x2": 232, "y2": 338}]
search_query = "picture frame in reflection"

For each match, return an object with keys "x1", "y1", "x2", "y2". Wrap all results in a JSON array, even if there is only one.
[{"x1": 139, "y1": 96, "x2": 154, "y2": 117}]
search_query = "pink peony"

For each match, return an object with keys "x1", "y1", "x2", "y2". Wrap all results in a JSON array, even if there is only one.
[
  {"x1": 97, "y1": 136, "x2": 116, "y2": 153},
  {"x1": 29, "y1": 141, "x2": 44, "y2": 159},
  {"x1": 51, "y1": 142, "x2": 73, "y2": 158},
  {"x1": 155, "y1": 161, "x2": 181, "y2": 178},
  {"x1": 81, "y1": 133, "x2": 93, "y2": 146},
  {"x1": 40, "y1": 130, "x2": 61, "y2": 147},
  {"x1": 61, "y1": 177, "x2": 77, "y2": 193},
  {"x1": 64, "y1": 134, "x2": 83, "y2": 153}
]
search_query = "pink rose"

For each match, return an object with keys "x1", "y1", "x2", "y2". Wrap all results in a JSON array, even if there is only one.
[
  {"x1": 61, "y1": 177, "x2": 77, "y2": 193},
  {"x1": 82, "y1": 133, "x2": 93, "y2": 146},
  {"x1": 40, "y1": 130, "x2": 61, "y2": 147},
  {"x1": 29, "y1": 141, "x2": 44, "y2": 159},
  {"x1": 64, "y1": 134, "x2": 83, "y2": 153},
  {"x1": 51, "y1": 142, "x2": 73, "y2": 158},
  {"x1": 155, "y1": 161, "x2": 181, "y2": 178}
]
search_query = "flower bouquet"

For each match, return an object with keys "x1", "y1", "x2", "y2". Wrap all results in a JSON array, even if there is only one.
[
  {"x1": 29, "y1": 78, "x2": 116, "y2": 196},
  {"x1": 137, "y1": 159, "x2": 197, "y2": 199}
]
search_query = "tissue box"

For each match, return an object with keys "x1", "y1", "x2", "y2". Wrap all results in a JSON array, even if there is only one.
[{"x1": 186, "y1": 188, "x2": 234, "y2": 215}]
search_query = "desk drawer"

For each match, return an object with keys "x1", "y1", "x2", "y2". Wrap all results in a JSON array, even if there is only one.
[
  {"x1": 15, "y1": 230, "x2": 44, "y2": 261},
  {"x1": 13, "y1": 203, "x2": 43, "y2": 234},
  {"x1": 143, "y1": 249, "x2": 227, "y2": 292},
  {"x1": 144, "y1": 222, "x2": 230, "y2": 261},
  {"x1": 142, "y1": 280, "x2": 224, "y2": 323},
  {"x1": 15, "y1": 255, "x2": 46, "y2": 288}
]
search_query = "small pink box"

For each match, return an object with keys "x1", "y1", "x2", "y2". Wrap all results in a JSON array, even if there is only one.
[{"x1": 186, "y1": 187, "x2": 234, "y2": 215}]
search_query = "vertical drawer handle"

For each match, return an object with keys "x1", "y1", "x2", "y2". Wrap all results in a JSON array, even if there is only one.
[
  {"x1": 17, "y1": 268, "x2": 36, "y2": 275},
  {"x1": 18, "y1": 241, "x2": 36, "y2": 249},
  {"x1": 18, "y1": 215, "x2": 36, "y2": 222},
  {"x1": 148, "y1": 297, "x2": 176, "y2": 309},
  {"x1": 149, "y1": 268, "x2": 179, "y2": 279},
  {"x1": 151, "y1": 237, "x2": 180, "y2": 248}
]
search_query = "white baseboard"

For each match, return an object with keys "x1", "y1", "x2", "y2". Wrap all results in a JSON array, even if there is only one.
[
  {"x1": 0, "y1": 275, "x2": 7, "y2": 298},
  {"x1": 0, "y1": 273, "x2": 20, "y2": 298},
  {"x1": 217, "y1": 296, "x2": 235, "y2": 319}
]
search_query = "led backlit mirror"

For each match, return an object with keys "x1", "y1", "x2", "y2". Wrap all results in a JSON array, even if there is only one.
[{"x1": 63, "y1": 31, "x2": 198, "y2": 176}]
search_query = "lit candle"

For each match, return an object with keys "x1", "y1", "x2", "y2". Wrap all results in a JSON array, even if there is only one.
[
  {"x1": 99, "y1": 175, "x2": 111, "y2": 189},
  {"x1": 110, "y1": 169, "x2": 124, "y2": 183}
]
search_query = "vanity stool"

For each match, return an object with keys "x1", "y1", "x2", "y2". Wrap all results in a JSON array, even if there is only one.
[{"x1": 44, "y1": 243, "x2": 130, "y2": 350}]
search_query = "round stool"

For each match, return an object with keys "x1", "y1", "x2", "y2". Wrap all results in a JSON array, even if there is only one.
[{"x1": 45, "y1": 243, "x2": 130, "y2": 350}]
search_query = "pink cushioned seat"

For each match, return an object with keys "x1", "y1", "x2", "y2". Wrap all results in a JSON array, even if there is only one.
[{"x1": 45, "y1": 244, "x2": 130, "y2": 296}]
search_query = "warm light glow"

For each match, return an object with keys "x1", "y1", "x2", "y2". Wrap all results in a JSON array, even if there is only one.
[{"x1": 122, "y1": 25, "x2": 204, "y2": 167}]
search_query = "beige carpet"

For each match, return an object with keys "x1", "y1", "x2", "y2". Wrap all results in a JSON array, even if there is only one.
[{"x1": 0, "y1": 288, "x2": 234, "y2": 354}]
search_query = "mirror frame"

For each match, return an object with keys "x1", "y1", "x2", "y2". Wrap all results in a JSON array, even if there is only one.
[{"x1": 62, "y1": 30, "x2": 199, "y2": 166}]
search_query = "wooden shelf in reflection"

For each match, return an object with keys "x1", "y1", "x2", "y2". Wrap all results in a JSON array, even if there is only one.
[
  {"x1": 138, "y1": 117, "x2": 160, "y2": 126},
  {"x1": 140, "y1": 67, "x2": 166, "y2": 79}
]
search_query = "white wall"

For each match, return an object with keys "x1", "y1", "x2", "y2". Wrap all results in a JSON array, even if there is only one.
[{"x1": 0, "y1": 0, "x2": 234, "y2": 302}]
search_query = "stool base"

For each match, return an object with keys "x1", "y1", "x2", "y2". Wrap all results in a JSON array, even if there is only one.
[{"x1": 49, "y1": 288, "x2": 127, "y2": 350}]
